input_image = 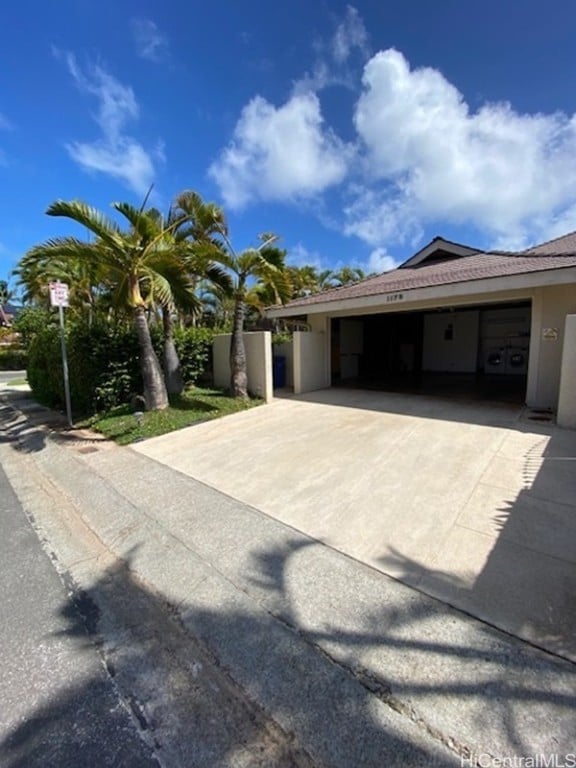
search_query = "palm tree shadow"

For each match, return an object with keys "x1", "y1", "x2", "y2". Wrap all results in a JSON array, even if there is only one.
[
  {"x1": 1, "y1": 545, "x2": 459, "y2": 767},
  {"x1": 245, "y1": 535, "x2": 576, "y2": 760}
]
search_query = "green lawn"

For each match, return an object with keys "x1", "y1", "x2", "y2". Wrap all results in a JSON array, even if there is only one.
[{"x1": 86, "y1": 387, "x2": 262, "y2": 445}]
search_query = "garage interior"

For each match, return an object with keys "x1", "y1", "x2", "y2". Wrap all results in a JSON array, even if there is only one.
[{"x1": 331, "y1": 301, "x2": 531, "y2": 402}]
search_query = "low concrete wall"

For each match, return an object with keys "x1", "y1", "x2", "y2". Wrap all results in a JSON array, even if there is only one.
[
  {"x1": 293, "y1": 331, "x2": 328, "y2": 394},
  {"x1": 557, "y1": 314, "x2": 576, "y2": 429},
  {"x1": 213, "y1": 332, "x2": 273, "y2": 402}
]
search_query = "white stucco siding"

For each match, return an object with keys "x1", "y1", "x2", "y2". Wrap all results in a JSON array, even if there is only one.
[
  {"x1": 213, "y1": 332, "x2": 273, "y2": 402},
  {"x1": 293, "y1": 332, "x2": 329, "y2": 394},
  {"x1": 527, "y1": 286, "x2": 576, "y2": 409},
  {"x1": 557, "y1": 315, "x2": 576, "y2": 428}
]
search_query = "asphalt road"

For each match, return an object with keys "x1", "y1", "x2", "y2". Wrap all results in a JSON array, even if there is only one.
[{"x1": 0, "y1": 462, "x2": 158, "y2": 767}]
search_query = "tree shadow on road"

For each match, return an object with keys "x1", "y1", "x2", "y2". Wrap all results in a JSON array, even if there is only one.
[
  {"x1": 0, "y1": 547, "x2": 459, "y2": 767},
  {"x1": 246, "y1": 535, "x2": 576, "y2": 761}
]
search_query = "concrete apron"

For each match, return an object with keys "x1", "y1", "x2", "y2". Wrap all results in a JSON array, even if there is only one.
[{"x1": 134, "y1": 387, "x2": 576, "y2": 662}]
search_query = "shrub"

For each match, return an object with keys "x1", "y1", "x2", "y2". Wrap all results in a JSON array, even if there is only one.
[
  {"x1": 27, "y1": 320, "x2": 215, "y2": 416},
  {"x1": 173, "y1": 326, "x2": 215, "y2": 385},
  {"x1": 67, "y1": 322, "x2": 141, "y2": 414},
  {"x1": 0, "y1": 346, "x2": 28, "y2": 370},
  {"x1": 27, "y1": 321, "x2": 141, "y2": 414},
  {"x1": 13, "y1": 307, "x2": 54, "y2": 348},
  {"x1": 27, "y1": 326, "x2": 63, "y2": 408}
]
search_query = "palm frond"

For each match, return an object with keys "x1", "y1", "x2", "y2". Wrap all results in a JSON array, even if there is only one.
[
  {"x1": 113, "y1": 201, "x2": 160, "y2": 242},
  {"x1": 46, "y1": 200, "x2": 122, "y2": 250}
]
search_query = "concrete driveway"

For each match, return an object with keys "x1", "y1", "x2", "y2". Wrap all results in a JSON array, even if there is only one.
[{"x1": 134, "y1": 388, "x2": 576, "y2": 660}]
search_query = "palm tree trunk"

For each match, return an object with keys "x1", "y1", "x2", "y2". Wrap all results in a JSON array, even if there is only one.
[
  {"x1": 134, "y1": 306, "x2": 169, "y2": 410},
  {"x1": 162, "y1": 305, "x2": 184, "y2": 395},
  {"x1": 230, "y1": 294, "x2": 248, "y2": 398}
]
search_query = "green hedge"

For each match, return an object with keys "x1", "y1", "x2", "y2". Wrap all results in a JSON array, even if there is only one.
[
  {"x1": 0, "y1": 347, "x2": 28, "y2": 370},
  {"x1": 173, "y1": 326, "x2": 214, "y2": 385},
  {"x1": 27, "y1": 321, "x2": 216, "y2": 416}
]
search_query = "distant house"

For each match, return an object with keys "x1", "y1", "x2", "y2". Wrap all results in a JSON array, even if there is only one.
[{"x1": 267, "y1": 231, "x2": 576, "y2": 421}]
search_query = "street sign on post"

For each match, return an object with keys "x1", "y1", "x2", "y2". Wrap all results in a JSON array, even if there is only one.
[
  {"x1": 49, "y1": 281, "x2": 69, "y2": 308},
  {"x1": 49, "y1": 282, "x2": 73, "y2": 427}
]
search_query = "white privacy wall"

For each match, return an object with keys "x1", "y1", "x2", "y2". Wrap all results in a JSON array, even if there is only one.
[
  {"x1": 213, "y1": 332, "x2": 273, "y2": 402},
  {"x1": 293, "y1": 332, "x2": 329, "y2": 394}
]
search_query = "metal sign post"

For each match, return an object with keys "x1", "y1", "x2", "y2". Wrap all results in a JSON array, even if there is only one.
[{"x1": 49, "y1": 282, "x2": 73, "y2": 428}]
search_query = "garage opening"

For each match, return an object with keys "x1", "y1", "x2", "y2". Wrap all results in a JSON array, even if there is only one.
[{"x1": 331, "y1": 301, "x2": 531, "y2": 402}]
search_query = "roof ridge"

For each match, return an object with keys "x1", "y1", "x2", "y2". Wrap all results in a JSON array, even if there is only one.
[{"x1": 523, "y1": 229, "x2": 576, "y2": 252}]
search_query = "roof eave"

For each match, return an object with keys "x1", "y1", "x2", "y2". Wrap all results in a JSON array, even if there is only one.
[{"x1": 267, "y1": 265, "x2": 576, "y2": 318}]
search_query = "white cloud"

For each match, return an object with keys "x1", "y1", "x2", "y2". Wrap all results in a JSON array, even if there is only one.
[
  {"x1": 288, "y1": 243, "x2": 324, "y2": 269},
  {"x1": 60, "y1": 53, "x2": 160, "y2": 194},
  {"x1": 210, "y1": 8, "x2": 576, "y2": 250},
  {"x1": 294, "y1": 5, "x2": 369, "y2": 94},
  {"x1": 349, "y1": 49, "x2": 576, "y2": 246},
  {"x1": 366, "y1": 247, "x2": 400, "y2": 273},
  {"x1": 332, "y1": 5, "x2": 369, "y2": 64},
  {"x1": 131, "y1": 18, "x2": 168, "y2": 63},
  {"x1": 209, "y1": 92, "x2": 352, "y2": 209},
  {"x1": 66, "y1": 141, "x2": 155, "y2": 194}
]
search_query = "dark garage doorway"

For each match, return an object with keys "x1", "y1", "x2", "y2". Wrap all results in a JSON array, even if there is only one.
[{"x1": 331, "y1": 301, "x2": 531, "y2": 403}]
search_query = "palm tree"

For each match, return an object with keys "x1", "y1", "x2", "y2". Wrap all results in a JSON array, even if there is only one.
[
  {"x1": 15, "y1": 248, "x2": 107, "y2": 323},
  {"x1": 157, "y1": 191, "x2": 232, "y2": 392},
  {"x1": 216, "y1": 231, "x2": 291, "y2": 398},
  {"x1": 24, "y1": 199, "x2": 198, "y2": 410},
  {"x1": 331, "y1": 266, "x2": 366, "y2": 286},
  {"x1": 0, "y1": 280, "x2": 12, "y2": 326}
]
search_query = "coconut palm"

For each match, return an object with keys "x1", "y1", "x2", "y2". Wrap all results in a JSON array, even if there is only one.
[
  {"x1": 215, "y1": 231, "x2": 291, "y2": 398},
  {"x1": 23, "y1": 199, "x2": 199, "y2": 410},
  {"x1": 155, "y1": 192, "x2": 232, "y2": 392},
  {"x1": 0, "y1": 280, "x2": 12, "y2": 326},
  {"x1": 15, "y1": 248, "x2": 107, "y2": 322},
  {"x1": 331, "y1": 266, "x2": 366, "y2": 286}
]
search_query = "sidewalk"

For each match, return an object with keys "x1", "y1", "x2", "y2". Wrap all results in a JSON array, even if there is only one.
[{"x1": 1, "y1": 390, "x2": 575, "y2": 767}]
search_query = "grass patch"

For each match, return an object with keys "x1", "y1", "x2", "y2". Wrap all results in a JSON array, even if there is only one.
[
  {"x1": 85, "y1": 387, "x2": 262, "y2": 445},
  {"x1": 6, "y1": 378, "x2": 27, "y2": 386}
]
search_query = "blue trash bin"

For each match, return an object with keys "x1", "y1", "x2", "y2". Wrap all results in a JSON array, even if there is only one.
[{"x1": 273, "y1": 356, "x2": 286, "y2": 388}]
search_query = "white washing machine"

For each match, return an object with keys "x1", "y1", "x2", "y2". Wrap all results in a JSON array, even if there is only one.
[
  {"x1": 484, "y1": 345, "x2": 507, "y2": 374},
  {"x1": 506, "y1": 346, "x2": 529, "y2": 374}
]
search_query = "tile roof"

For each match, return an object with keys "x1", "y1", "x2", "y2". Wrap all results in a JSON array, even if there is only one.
[
  {"x1": 279, "y1": 232, "x2": 576, "y2": 311},
  {"x1": 523, "y1": 230, "x2": 576, "y2": 255}
]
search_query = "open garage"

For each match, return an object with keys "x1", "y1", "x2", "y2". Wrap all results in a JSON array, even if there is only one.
[
  {"x1": 268, "y1": 233, "x2": 576, "y2": 423},
  {"x1": 331, "y1": 301, "x2": 532, "y2": 402}
]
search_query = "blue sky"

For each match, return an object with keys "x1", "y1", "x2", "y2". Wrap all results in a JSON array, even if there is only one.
[{"x1": 3, "y1": 1, "x2": 576, "y2": 288}]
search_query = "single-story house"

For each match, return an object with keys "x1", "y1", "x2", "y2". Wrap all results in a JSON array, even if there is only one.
[{"x1": 266, "y1": 231, "x2": 576, "y2": 425}]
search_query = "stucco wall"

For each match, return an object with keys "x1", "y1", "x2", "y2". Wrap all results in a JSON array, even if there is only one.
[
  {"x1": 213, "y1": 332, "x2": 273, "y2": 402},
  {"x1": 293, "y1": 283, "x2": 575, "y2": 411},
  {"x1": 557, "y1": 314, "x2": 576, "y2": 429},
  {"x1": 527, "y1": 285, "x2": 576, "y2": 409},
  {"x1": 293, "y1": 331, "x2": 328, "y2": 394}
]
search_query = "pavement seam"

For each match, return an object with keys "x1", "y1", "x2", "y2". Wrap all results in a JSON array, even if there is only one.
[
  {"x1": 1, "y1": 399, "x2": 463, "y2": 762},
  {"x1": 45, "y1": 416, "x2": 576, "y2": 672},
  {"x1": 0, "y1": 449, "x2": 166, "y2": 766},
  {"x1": 3, "y1": 392, "x2": 576, "y2": 763},
  {"x1": 1, "y1": 422, "x2": 318, "y2": 767},
  {"x1": 244, "y1": 597, "x2": 481, "y2": 764},
  {"x1": 53, "y1": 440, "x2": 474, "y2": 757}
]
